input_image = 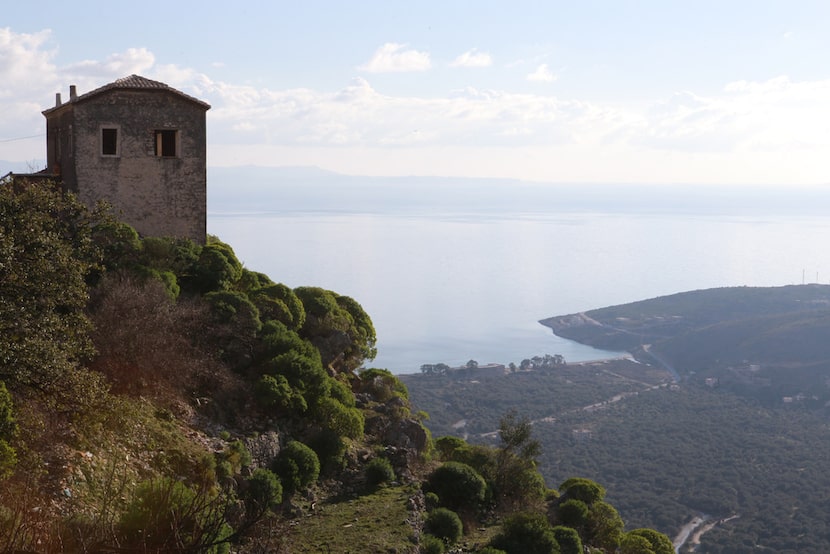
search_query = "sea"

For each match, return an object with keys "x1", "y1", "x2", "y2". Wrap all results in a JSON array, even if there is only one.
[{"x1": 207, "y1": 167, "x2": 830, "y2": 374}]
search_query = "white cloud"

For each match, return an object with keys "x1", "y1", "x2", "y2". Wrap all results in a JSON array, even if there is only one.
[
  {"x1": 358, "y1": 43, "x2": 431, "y2": 73},
  {"x1": 527, "y1": 63, "x2": 556, "y2": 82},
  {"x1": 450, "y1": 49, "x2": 492, "y2": 68},
  {"x1": 64, "y1": 48, "x2": 155, "y2": 78},
  {"x1": 5, "y1": 27, "x2": 830, "y2": 185}
]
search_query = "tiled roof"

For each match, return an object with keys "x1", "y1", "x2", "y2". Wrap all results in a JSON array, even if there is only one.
[{"x1": 43, "y1": 74, "x2": 210, "y2": 114}]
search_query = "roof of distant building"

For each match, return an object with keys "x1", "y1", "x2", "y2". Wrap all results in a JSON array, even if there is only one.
[{"x1": 43, "y1": 74, "x2": 210, "y2": 115}]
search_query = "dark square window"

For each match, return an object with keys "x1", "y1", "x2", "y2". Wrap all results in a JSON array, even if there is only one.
[
  {"x1": 101, "y1": 128, "x2": 118, "y2": 156},
  {"x1": 155, "y1": 130, "x2": 178, "y2": 157}
]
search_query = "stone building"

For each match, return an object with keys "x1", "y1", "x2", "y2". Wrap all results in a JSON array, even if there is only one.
[{"x1": 40, "y1": 75, "x2": 210, "y2": 243}]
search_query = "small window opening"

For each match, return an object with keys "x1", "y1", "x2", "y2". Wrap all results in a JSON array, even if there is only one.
[
  {"x1": 101, "y1": 128, "x2": 118, "y2": 156},
  {"x1": 155, "y1": 130, "x2": 178, "y2": 157}
]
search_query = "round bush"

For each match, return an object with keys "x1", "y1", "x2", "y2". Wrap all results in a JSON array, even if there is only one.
[
  {"x1": 420, "y1": 534, "x2": 446, "y2": 554},
  {"x1": 490, "y1": 512, "x2": 559, "y2": 554},
  {"x1": 365, "y1": 457, "x2": 395, "y2": 488},
  {"x1": 426, "y1": 461, "x2": 487, "y2": 511},
  {"x1": 274, "y1": 441, "x2": 320, "y2": 495},
  {"x1": 425, "y1": 508, "x2": 463, "y2": 544}
]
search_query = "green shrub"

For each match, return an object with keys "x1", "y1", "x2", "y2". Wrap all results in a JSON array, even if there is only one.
[
  {"x1": 621, "y1": 528, "x2": 673, "y2": 554},
  {"x1": 120, "y1": 477, "x2": 230, "y2": 552},
  {"x1": 275, "y1": 441, "x2": 320, "y2": 495},
  {"x1": 308, "y1": 428, "x2": 347, "y2": 475},
  {"x1": 191, "y1": 240, "x2": 243, "y2": 292},
  {"x1": 420, "y1": 534, "x2": 446, "y2": 554},
  {"x1": 557, "y1": 499, "x2": 589, "y2": 528},
  {"x1": 316, "y1": 396, "x2": 364, "y2": 439},
  {"x1": 434, "y1": 436, "x2": 468, "y2": 460},
  {"x1": 426, "y1": 461, "x2": 487, "y2": 511},
  {"x1": 425, "y1": 491, "x2": 440, "y2": 510},
  {"x1": 490, "y1": 511, "x2": 559, "y2": 554},
  {"x1": 552, "y1": 526, "x2": 582, "y2": 554},
  {"x1": 559, "y1": 477, "x2": 605, "y2": 505},
  {"x1": 255, "y1": 374, "x2": 307, "y2": 412},
  {"x1": 365, "y1": 457, "x2": 395, "y2": 488},
  {"x1": 425, "y1": 507, "x2": 463, "y2": 544},
  {"x1": 244, "y1": 468, "x2": 283, "y2": 518}
]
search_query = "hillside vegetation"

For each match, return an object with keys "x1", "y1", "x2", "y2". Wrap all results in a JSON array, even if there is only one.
[
  {"x1": 0, "y1": 182, "x2": 670, "y2": 554},
  {"x1": 405, "y1": 285, "x2": 830, "y2": 553}
]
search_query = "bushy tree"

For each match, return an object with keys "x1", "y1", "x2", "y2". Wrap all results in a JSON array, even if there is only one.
[
  {"x1": 249, "y1": 283, "x2": 306, "y2": 330},
  {"x1": 559, "y1": 477, "x2": 606, "y2": 505},
  {"x1": 552, "y1": 526, "x2": 583, "y2": 554},
  {"x1": 586, "y1": 500, "x2": 624, "y2": 551},
  {"x1": 420, "y1": 534, "x2": 446, "y2": 554},
  {"x1": 0, "y1": 182, "x2": 101, "y2": 392},
  {"x1": 190, "y1": 239, "x2": 243, "y2": 292},
  {"x1": 261, "y1": 351, "x2": 330, "y2": 414},
  {"x1": 358, "y1": 368, "x2": 409, "y2": 402},
  {"x1": 315, "y1": 396, "x2": 364, "y2": 439},
  {"x1": 557, "y1": 499, "x2": 589, "y2": 528},
  {"x1": 0, "y1": 381, "x2": 16, "y2": 479},
  {"x1": 434, "y1": 436, "x2": 468, "y2": 460},
  {"x1": 494, "y1": 411, "x2": 545, "y2": 509},
  {"x1": 426, "y1": 461, "x2": 487, "y2": 511},
  {"x1": 425, "y1": 507, "x2": 463, "y2": 544},
  {"x1": 365, "y1": 457, "x2": 395, "y2": 489},
  {"x1": 243, "y1": 468, "x2": 282, "y2": 521},
  {"x1": 490, "y1": 512, "x2": 560, "y2": 554},
  {"x1": 119, "y1": 477, "x2": 231, "y2": 552},
  {"x1": 621, "y1": 529, "x2": 673, "y2": 554},
  {"x1": 275, "y1": 441, "x2": 320, "y2": 495},
  {"x1": 294, "y1": 286, "x2": 377, "y2": 372}
]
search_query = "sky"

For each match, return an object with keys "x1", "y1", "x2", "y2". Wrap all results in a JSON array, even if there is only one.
[{"x1": 3, "y1": 0, "x2": 830, "y2": 184}]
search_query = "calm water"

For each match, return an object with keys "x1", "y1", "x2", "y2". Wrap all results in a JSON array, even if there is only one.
[{"x1": 207, "y1": 174, "x2": 830, "y2": 374}]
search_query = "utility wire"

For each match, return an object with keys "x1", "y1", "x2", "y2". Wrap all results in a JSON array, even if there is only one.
[{"x1": 0, "y1": 133, "x2": 45, "y2": 143}]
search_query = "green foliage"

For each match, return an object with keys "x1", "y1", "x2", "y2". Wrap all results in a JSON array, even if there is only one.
[
  {"x1": 435, "y1": 436, "x2": 468, "y2": 460},
  {"x1": 92, "y1": 219, "x2": 141, "y2": 270},
  {"x1": 425, "y1": 507, "x2": 463, "y2": 544},
  {"x1": 499, "y1": 410, "x2": 541, "y2": 461},
  {"x1": 249, "y1": 283, "x2": 306, "y2": 330},
  {"x1": 421, "y1": 533, "x2": 446, "y2": 554},
  {"x1": 0, "y1": 182, "x2": 100, "y2": 392},
  {"x1": 244, "y1": 468, "x2": 283, "y2": 518},
  {"x1": 427, "y1": 461, "x2": 487, "y2": 511},
  {"x1": 557, "y1": 499, "x2": 589, "y2": 528},
  {"x1": 220, "y1": 440, "x2": 252, "y2": 475},
  {"x1": 0, "y1": 382, "x2": 15, "y2": 439},
  {"x1": 316, "y1": 396, "x2": 364, "y2": 439},
  {"x1": 552, "y1": 526, "x2": 582, "y2": 554},
  {"x1": 275, "y1": 441, "x2": 320, "y2": 495},
  {"x1": 294, "y1": 286, "x2": 377, "y2": 372},
  {"x1": 359, "y1": 367, "x2": 409, "y2": 402},
  {"x1": 622, "y1": 529, "x2": 673, "y2": 554},
  {"x1": 205, "y1": 290, "x2": 262, "y2": 334},
  {"x1": 255, "y1": 374, "x2": 307, "y2": 412},
  {"x1": 365, "y1": 457, "x2": 395, "y2": 488},
  {"x1": 262, "y1": 351, "x2": 330, "y2": 415},
  {"x1": 237, "y1": 268, "x2": 274, "y2": 291},
  {"x1": 119, "y1": 477, "x2": 230, "y2": 552},
  {"x1": 328, "y1": 377, "x2": 356, "y2": 407},
  {"x1": 0, "y1": 382, "x2": 15, "y2": 479},
  {"x1": 191, "y1": 239, "x2": 243, "y2": 292},
  {"x1": 559, "y1": 477, "x2": 606, "y2": 505},
  {"x1": 490, "y1": 511, "x2": 560, "y2": 554},
  {"x1": 585, "y1": 500, "x2": 624, "y2": 551},
  {"x1": 308, "y1": 428, "x2": 348, "y2": 475}
]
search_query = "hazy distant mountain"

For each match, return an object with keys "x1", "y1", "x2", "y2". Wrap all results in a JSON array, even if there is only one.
[
  {"x1": 207, "y1": 165, "x2": 830, "y2": 217},
  {"x1": 0, "y1": 160, "x2": 46, "y2": 175}
]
